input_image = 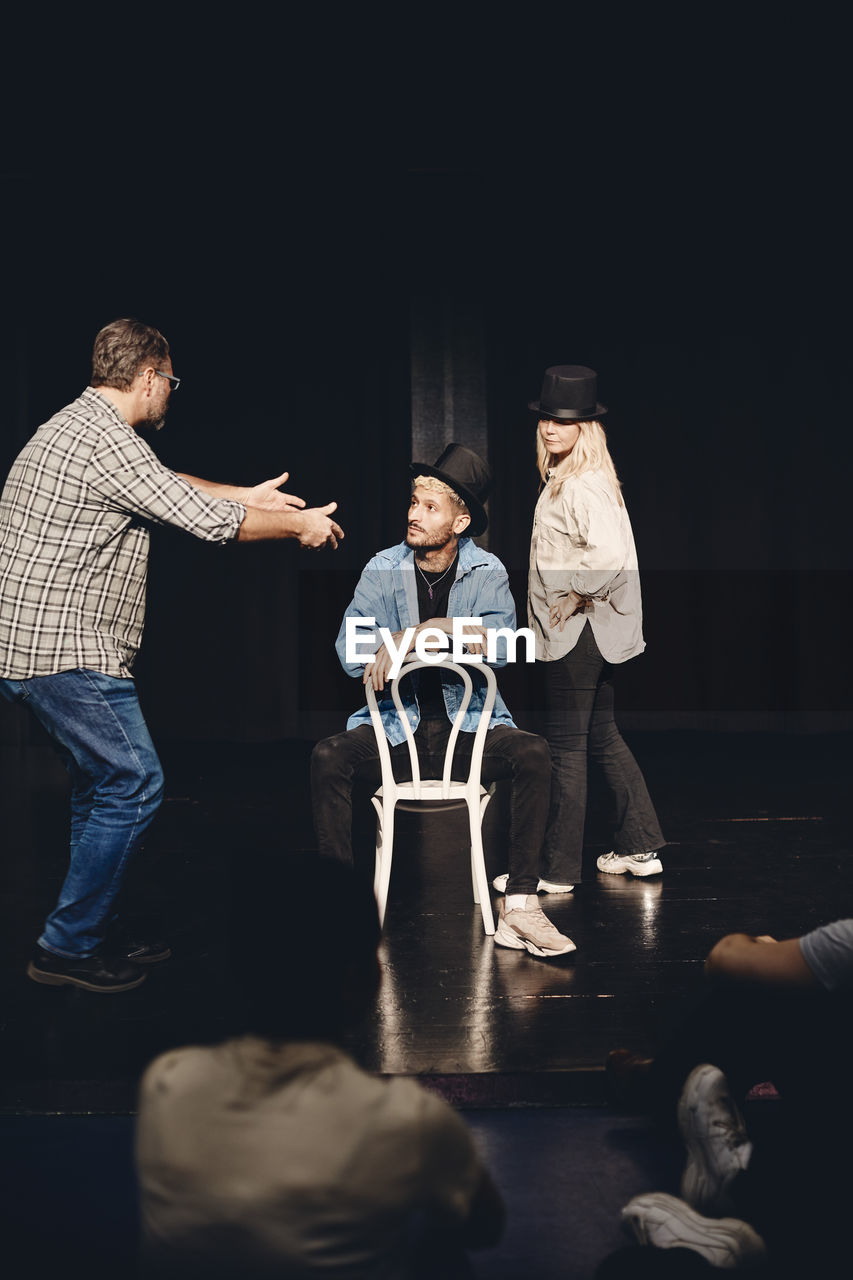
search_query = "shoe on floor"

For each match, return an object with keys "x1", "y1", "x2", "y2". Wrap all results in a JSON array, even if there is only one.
[
  {"x1": 678, "y1": 1064, "x2": 753, "y2": 1216},
  {"x1": 491, "y1": 874, "x2": 575, "y2": 894},
  {"x1": 494, "y1": 897, "x2": 576, "y2": 957},
  {"x1": 622, "y1": 1192, "x2": 766, "y2": 1268},
  {"x1": 597, "y1": 850, "x2": 663, "y2": 877},
  {"x1": 27, "y1": 944, "x2": 147, "y2": 993}
]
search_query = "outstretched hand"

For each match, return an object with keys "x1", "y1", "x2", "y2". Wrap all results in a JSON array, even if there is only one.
[
  {"x1": 245, "y1": 471, "x2": 307, "y2": 512},
  {"x1": 298, "y1": 502, "x2": 345, "y2": 550}
]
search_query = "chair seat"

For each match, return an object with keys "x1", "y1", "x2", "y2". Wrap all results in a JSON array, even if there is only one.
[
  {"x1": 375, "y1": 780, "x2": 489, "y2": 801},
  {"x1": 375, "y1": 780, "x2": 490, "y2": 813}
]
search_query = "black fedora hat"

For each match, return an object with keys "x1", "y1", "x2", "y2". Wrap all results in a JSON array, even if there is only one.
[
  {"x1": 528, "y1": 365, "x2": 608, "y2": 420},
  {"x1": 409, "y1": 443, "x2": 492, "y2": 537}
]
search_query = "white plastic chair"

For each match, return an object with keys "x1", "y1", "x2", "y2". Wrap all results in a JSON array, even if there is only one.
[{"x1": 364, "y1": 656, "x2": 497, "y2": 934}]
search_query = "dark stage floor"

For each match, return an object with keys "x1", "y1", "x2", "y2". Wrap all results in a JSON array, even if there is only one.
[{"x1": 1, "y1": 730, "x2": 851, "y2": 1115}]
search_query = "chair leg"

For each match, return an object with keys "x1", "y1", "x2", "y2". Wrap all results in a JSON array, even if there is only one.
[
  {"x1": 474, "y1": 790, "x2": 494, "y2": 905},
  {"x1": 373, "y1": 832, "x2": 384, "y2": 911},
  {"x1": 370, "y1": 797, "x2": 384, "y2": 902},
  {"x1": 374, "y1": 799, "x2": 396, "y2": 928},
  {"x1": 467, "y1": 800, "x2": 495, "y2": 935}
]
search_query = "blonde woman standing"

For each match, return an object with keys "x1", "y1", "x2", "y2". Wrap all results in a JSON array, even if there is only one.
[{"x1": 508, "y1": 365, "x2": 664, "y2": 893}]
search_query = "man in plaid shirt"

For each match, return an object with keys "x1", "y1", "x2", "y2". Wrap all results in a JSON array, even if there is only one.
[{"x1": 0, "y1": 318, "x2": 344, "y2": 993}]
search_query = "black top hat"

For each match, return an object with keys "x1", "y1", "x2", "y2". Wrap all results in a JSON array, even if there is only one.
[
  {"x1": 528, "y1": 365, "x2": 608, "y2": 420},
  {"x1": 409, "y1": 443, "x2": 492, "y2": 537}
]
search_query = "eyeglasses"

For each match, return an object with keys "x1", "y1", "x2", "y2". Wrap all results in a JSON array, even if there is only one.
[{"x1": 154, "y1": 370, "x2": 181, "y2": 391}]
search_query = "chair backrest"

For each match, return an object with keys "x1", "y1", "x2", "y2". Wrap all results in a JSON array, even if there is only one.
[{"x1": 365, "y1": 657, "x2": 497, "y2": 800}]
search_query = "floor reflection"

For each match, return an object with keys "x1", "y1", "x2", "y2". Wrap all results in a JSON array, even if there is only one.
[{"x1": 2, "y1": 733, "x2": 851, "y2": 1110}]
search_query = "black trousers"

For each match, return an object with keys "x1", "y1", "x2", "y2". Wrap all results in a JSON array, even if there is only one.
[
  {"x1": 310, "y1": 720, "x2": 551, "y2": 895},
  {"x1": 540, "y1": 622, "x2": 664, "y2": 883}
]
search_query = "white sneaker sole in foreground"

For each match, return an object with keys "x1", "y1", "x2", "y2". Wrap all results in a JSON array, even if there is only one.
[
  {"x1": 622, "y1": 1192, "x2": 766, "y2": 1268},
  {"x1": 678, "y1": 1063, "x2": 753, "y2": 1216}
]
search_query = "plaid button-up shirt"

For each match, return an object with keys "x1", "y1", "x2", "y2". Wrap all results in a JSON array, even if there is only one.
[{"x1": 0, "y1": 387, "x2": 246, "y2": 679}]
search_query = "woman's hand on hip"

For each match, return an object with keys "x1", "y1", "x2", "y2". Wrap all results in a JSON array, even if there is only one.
[{"x1": 549, "y1": 591, "x2": 589, "y2": 631}]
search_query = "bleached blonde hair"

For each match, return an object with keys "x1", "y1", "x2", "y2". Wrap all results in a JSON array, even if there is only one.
[
  {"x1": 412, "y1": 474, "x2": 471, "y2": 520},
  {"x1": 535, "y1": 420, "x2": 623, "y2": 505}
]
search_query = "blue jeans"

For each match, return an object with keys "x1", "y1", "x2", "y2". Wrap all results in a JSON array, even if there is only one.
[
  {"x1": 540, "y1": 622, "x2": 664, "y2": 883},
  {"x1": 0, "y1": 669, "x2": 164, "y2": 956}
]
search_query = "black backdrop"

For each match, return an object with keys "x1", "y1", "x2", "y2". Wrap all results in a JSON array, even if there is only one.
[{"x1": 2, "y1": 12, "x2": 851, "y2": 745}]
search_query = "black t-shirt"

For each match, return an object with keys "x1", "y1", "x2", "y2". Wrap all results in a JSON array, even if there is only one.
[{"x1": 413, "y1": 552, "x2": 458, "y2": 719}]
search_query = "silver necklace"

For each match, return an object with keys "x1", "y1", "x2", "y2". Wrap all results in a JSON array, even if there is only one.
[{"x1": 415, "y1": 555, "x2": 456, "y2": 601}]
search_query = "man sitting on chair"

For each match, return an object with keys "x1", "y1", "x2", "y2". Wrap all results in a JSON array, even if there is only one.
[{"x1": 311, "y1": 444, "x2": 575, "y2": 958}]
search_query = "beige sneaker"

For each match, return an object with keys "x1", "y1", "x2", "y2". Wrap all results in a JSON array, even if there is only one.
[{"x1": 494, "y1": 896, "x2": 576, "y2": 957}]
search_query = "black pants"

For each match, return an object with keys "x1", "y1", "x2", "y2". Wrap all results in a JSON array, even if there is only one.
[
  {"x1": 540, "y1": 622, "x2": 664, "y2": 883},
  {"x1": 310, "y1": 720, "x2": 551, "y2": 895}
]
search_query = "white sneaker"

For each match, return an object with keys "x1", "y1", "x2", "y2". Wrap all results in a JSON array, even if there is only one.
[
  {"x1": 596, "y1": 850, "x2": 663, "y2": 877},
  {"x1": 622, "y1": 1192, "x2": 766, "y2": 1268},
  {"x1": 494, "y1": 897, "x2": 576, "y2": 957},
  {"x1": 678, "y1": 1064, "x2": 753, "y2": 1216},
  {"x1": 491, "y1": 874, "x2": 575, "y2": 894}
]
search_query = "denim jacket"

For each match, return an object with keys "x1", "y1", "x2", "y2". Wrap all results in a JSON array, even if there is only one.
[{"x1": 335, "y1": 538, "x2": 518, "y2": 745}]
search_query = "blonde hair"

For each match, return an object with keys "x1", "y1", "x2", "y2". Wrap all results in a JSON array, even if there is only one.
[
  {"x1": 412, "y1": 474, "x2": 471, "y2": 520},
  {"x1": 535, "y1": 420, "x2": 623, "y2": 505}
]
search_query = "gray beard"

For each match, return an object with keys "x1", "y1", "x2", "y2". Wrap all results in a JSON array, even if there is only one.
[{"x1": 145, "y1": 399, "x2": 169, "y2": 432}]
